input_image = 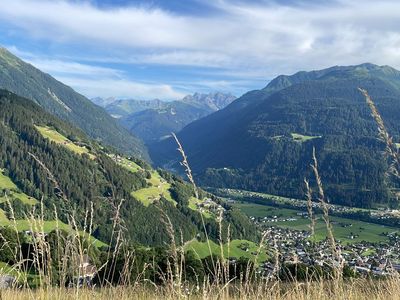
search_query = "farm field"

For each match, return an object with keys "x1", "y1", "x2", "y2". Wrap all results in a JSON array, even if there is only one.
[
  {"x1": 35, "y1": 125, "x2": 95, "y2": 159},
  {"x1": 235, "y1": 202, "x2": 399, "y2": 244},
  {"x1": 184, "y1": 239, "x2": 268, "y2": 262}
]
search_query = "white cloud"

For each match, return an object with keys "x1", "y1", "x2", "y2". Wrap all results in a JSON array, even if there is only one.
[
  {"x1": 25, "y1": 58, "x2": 123, "y2": 77},
  {"x1": 5, "y1": 45, "x2": 186, "y2": 100},
  {"x1": 2, "y1": 0, "x2": 400, "y2": 94},
  {"x1": 55, "y1": 76, "x2": 186, "y2": 100}
]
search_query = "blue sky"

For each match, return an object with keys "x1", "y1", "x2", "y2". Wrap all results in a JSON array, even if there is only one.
[{"x1": 1, "y1": 0, "x2": 400, "y2": 100}]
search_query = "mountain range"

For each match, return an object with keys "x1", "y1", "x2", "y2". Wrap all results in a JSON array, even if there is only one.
[
  {"x1": 94, "y1": 92, "x2": 236, "y2": 143},
  {"x1": 151, "y1": 63, "x2": 400, "y2": 209}
]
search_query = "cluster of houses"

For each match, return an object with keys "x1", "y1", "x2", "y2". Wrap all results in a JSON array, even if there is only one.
[
  {"x1": 251, "y1": 224, "x2": 400, "y2": 277},
  {"x1": 195, "y1": 198, "x2": 225, "y2": 215}
]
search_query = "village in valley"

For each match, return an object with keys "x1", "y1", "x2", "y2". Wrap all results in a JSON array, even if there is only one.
[{"x1": 214, "y1": 188, "x2": 400, "y2": 277}]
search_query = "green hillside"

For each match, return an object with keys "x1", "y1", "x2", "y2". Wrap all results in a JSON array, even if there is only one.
[
  {"x1": 0, "y1": 47, "x2": 148, "y2": 159},
  {"x1": 152, "y1": 63, "x2": 400, "y2": 209},
  {"x1": 0, "y1": 89, "x2": 258, "y2": 247}
]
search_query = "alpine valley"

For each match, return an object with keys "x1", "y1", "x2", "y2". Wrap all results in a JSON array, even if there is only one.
[
  {"x1": 93, "y1": 92, "x2": 236, "y2": 144},
  {"x1": 151, "y1": 63, "x2": 400, "y2": 209}
]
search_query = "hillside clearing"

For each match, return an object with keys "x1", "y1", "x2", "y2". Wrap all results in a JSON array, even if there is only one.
[
  {"x1": 35, "y1": 125, "x2": 95, "y2": 159},
  {"x1": 0, "y1": 170, "x2": 38, "y2": 205},
  {"x1": 291, "y1": 133, "x2": 322, "y2": 142},
  {"x1": 131, "y1": 170, "x2": 176, "y2": 207},
  {"x1": 188, "y1": 197, "x2": 213, "y2": 218}
]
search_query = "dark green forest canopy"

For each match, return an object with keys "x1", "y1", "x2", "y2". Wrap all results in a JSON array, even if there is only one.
[
  {"x1": 0, "y1": 90, "x2": 258, "y2": 246},
  {"x1": 151, "y1": 64, "x2": 400, "y2": 208}
]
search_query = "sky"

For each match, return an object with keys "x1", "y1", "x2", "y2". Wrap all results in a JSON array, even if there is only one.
[{"x1": 1, "y1": 0, "x2": 400, "y2": 100}]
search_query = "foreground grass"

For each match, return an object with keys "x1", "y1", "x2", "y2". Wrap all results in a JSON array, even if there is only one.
[{"x1": 2, "y1": 278, "x2": 400, "y2": 300}]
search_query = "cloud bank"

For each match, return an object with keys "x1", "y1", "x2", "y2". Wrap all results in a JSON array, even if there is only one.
[{"x1": 1, "y1": 0, "x2": 400, "y2": 98}]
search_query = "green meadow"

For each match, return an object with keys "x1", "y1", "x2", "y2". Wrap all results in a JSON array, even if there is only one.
[{"x1": 184, "y1": 239, "x2": 268, "y2": 262}]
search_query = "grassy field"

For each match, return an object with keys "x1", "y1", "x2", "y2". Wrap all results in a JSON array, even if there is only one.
[
  {"x1": 291, "y1": 132, "x2": 322, "y2": 142},
  {"x1": 185, "y1": 239, "x2": 268, "y2": 262},
  {"x1": 0, "y1": 170, "x2": 38, "y2": 205},
  {"x1": 35, "y1": 125, "x2": 95, "y2": 159},
  {"x1": 131, "y1": 170, "x2": 176, "y2": 207},
  {"x1": 0, "y1": 169, "x2": 16, "y2": 189},
  {"x1": 235, "y1": 202, "x2": 399, "y2": 244},
  {"x1": 235, "y1": 202, "x2": 299, "y2": 218}
]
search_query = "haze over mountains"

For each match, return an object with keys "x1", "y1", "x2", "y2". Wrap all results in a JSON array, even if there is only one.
[
  {"x1": 151, "y1": 63, "x2": 400, "y2": 209},
  {"x1": 93, "y1": 92, "x2": 236, "y2": 143}
]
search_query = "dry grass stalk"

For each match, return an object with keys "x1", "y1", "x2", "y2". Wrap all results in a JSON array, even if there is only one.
[
  {"x1": 304, "y1": 178, "x2": 315, "y2": 242},
  {"x1": 171, "y1": 132, "x2": 216, "y2": 272},
  {"x1": 310, "y1": 147, "x2": 343, "y2": 275},
  {"x1": 358, "y1": 87, "x2": 400, "y2": 179},
  {"x1": 171, "y1": 132, "x2": 199, "y2": 199}
]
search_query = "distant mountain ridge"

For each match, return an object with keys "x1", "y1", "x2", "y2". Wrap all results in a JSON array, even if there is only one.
[
  {"x1": 96, "y1": 98, "x2": 165, "y2": 118},
  {"x1": 0, "y1": 47, "x2": 148, "y2": 159},
  {"x1": 94, "y1": 92, "x2": 236, "y2": 143},
  {"x1": 150, "y1": 63, "x2": 400, "y2": 209}
]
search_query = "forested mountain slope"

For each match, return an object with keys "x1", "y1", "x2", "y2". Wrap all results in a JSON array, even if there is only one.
[
  {"x1": 151, "y1": 64, "x2": 400, "y2": 208},
  {"x1": 0, "y1": 48, "x2": 148, "y2": 159},
  {"x1": 0, "y1": 90, "x2": 258, "y2": 246}
]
